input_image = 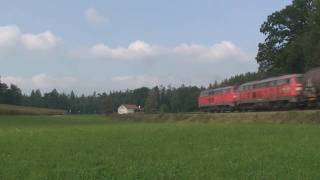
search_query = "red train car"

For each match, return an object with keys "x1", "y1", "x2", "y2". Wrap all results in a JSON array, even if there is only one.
[
  {"x1": 236, "y1": 74, "x2": 304, "y2": 110},
  {"x1": 198, "y1": 86, "x2": 237, "y2": 112}
]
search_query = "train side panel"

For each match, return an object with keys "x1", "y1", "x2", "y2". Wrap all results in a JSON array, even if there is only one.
[
  {"x1": 236, "y1": 74, "x2": 304, "y2": 109},
  {"x1": 198, "y1": 87, "x2": 237, "y2": 111}
]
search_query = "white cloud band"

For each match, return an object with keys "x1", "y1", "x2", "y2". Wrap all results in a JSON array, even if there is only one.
[
  {"x1": 2, "y1": 74, "x2": 78, "y2": 92},
  {"x1": 0, "y1": 25, "x2": 62, "y2": 54},
  {"x1": 75, "y1": 40, "x2": 251, "y2": 63}
]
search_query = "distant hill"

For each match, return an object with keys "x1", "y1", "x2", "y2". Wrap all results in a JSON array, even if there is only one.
[{"x1": 0, "y1": 104, "x2": 65, "y2": 115}]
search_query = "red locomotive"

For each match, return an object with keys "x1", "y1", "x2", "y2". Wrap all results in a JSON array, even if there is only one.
[
  {"x1": 199, "y1": 72, "x2": 319, "y2": 112},
  {"x1": 236, "y1": 74, "x2": 304, "y2": 110},
  {"x1": 198, "y1": 86, "x2": 237, "y2": 112}
]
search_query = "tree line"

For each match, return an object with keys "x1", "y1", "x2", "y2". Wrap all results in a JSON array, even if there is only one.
[
  {"x1": 22, "y1": 86, "x2": 201, "y2": 114},
  {"x1": 1, "y1": 78, "x2": 202, "y2": 114}
]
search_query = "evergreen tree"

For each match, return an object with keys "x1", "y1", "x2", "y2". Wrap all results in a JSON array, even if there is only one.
[
  {"x1": 4, "y1": 84, "x2": 22, "y2": 105},
  {"x1": 144, "y1": 87, "x2": 160, "y2": 113},
  {"x1": 43, "y1": 89, "x2": 60, "y2": 109},
  {"x1": 30, "y1": 89, "x2": 43, "y2": 107},
  {"x1": 0, "y1": 78, "x2": 8, "y2": 103}
]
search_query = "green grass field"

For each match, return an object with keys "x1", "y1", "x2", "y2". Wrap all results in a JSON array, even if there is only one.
[{"x1": 1, "y1": 115, "x2": 320, "y2": 179}]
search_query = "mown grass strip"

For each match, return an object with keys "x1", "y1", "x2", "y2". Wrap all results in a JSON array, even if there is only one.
[{"x1": 110, "y1": 110, "x2": 320, "y2": 124}]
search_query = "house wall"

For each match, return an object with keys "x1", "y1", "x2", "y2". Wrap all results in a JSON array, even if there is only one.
[{"x1": 118, "y1": 106, "x2": 135, "y2": 114}]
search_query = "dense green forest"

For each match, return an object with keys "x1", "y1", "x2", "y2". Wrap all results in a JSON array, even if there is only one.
[
  {"x1": 0, "y1": 80, "x2": 202, "y2": 113},
  {"x1": 1, "y1": 0, "x2": 319, "y2": 114}
]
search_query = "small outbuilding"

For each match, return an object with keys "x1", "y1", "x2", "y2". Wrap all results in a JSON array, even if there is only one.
[{"x1": 117, "y1": 104, "x2": 139, "y2": 114}]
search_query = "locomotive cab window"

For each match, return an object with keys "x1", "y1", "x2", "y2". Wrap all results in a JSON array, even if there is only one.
[
  {"x1": 253, "y1": 84, "x2": 257, "y2": 89},
  {"x1": 201, "y1": 91, "x2": 209, "y2": 96},
  {"x1": 277, "y1": 78, "x2": 290, "y2": 85},
  {"x1": 270, "y1": 81, "x2": 276, "y2": 86},
  {"x1": 265, "y1": 82, "x2": 271, "y2": 87},
  {"x1": 295, "y1": 77, "x2": 304, "y2": 84},
  {"x1": 285, "y1": 79, "x2": 290, "y2": 84}
]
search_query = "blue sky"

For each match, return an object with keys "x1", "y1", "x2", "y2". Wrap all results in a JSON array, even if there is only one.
[{"x1": 0, "y1": 0, "x2": 292, "y2": 94}]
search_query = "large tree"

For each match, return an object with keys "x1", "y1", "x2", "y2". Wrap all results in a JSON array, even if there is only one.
[{"x1": 257, "y1": 0, "x2": 320, "y2": 74}]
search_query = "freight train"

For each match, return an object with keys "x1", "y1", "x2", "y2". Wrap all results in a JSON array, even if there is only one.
[{"x1": 199, "y1": 68, "x2": 320, "y2": 112}]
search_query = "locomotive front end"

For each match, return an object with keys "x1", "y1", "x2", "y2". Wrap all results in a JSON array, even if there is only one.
[{"x1": 304, "y1": 68, "x2": 320, "y2": 107}]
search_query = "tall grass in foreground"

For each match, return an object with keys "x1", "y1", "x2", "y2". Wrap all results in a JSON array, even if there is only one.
[{"x1": 0, "y1": 115, "x2": 320, "y2": 179}]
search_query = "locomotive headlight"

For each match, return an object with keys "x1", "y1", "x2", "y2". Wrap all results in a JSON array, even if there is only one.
[
  {"x1": 296, "y1": 87, "x2": 303, "y2": 91},
  {"x1": 282, "y1": 87, "x2": 291, "y2": 92}
]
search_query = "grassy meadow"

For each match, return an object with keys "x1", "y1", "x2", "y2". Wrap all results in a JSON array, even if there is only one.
[{"x1": 1, "y1": 115, "x2": 320, "y2": 179}]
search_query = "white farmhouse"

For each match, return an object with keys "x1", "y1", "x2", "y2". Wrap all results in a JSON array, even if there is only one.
[{"x1": 117, "y1": 104, "x2": 139, "y2": 114}]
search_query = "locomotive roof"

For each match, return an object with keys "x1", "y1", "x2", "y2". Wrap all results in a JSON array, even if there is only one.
[{"x1": 239, "y1": 74, "x2": 303, "y2": 87}]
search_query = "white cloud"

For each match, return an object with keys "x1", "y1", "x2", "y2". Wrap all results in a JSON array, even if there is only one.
[
  {"x1": 31, "y1": 73, "x2": 77, "y2": 90},
  {"x1": 173, "y1": 44, "x2": 205, "y2": 56},
  {"x1": 21, "y1": 31, "x2": 62, "y2": 51},
  {"x1": 90, "y1": 40, "x2": 159, "y2": 59},
  {"x1": 2, "y1": 76, "x2": 25, "y2": 87},
  {"x1": 2, "y1": 74, "x2": 78, "y2": 92},
  {"x1": 205, "y1": 41, "x2": 249, "y2": 60},
  {"x1": 0, "y1": 25, "x2": 63, "y2": 55},
  {"x1": 0, "y1": 25, "x2": 20, "y2": 49},
  {"x1": 78, "y1": 40, "x2": 250, "y2": 63},
  {"x1": 84, "y1": 8, "x2": 107, "y2": 25},
  {"x1": 173, "y1": 41, "x2": 249, "y2": 62}
]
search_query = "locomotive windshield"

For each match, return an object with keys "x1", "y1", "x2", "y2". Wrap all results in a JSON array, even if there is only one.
[{"x1": 296, "y1": 77, "x2": 304, "y2": 84}]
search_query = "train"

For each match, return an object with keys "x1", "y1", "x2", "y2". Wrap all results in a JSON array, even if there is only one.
[{"x1": 198, "y1": 67, "x2": 320, "y2": 112}]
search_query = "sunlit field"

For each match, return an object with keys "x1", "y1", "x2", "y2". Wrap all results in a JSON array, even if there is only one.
[{"x1": 1, "y1": 115, "x2": 320, "y2": 179}]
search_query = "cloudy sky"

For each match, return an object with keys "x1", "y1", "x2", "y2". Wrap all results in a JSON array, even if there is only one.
[{"x1": 0, "y1": 0, "x2": 292, "y2": 94}]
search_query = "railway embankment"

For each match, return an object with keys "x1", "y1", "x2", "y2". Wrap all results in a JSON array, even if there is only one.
[
  {"x1": 111, "y1": 110, "x2": 320, "y2": 124},
  {"x1": 0, "y1": 104, "x2": 66, "y2": 115}
]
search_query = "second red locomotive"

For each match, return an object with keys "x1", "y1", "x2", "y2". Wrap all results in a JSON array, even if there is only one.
[{"x1": 236, "y1": 74, "x2": 304, "y2": 110}]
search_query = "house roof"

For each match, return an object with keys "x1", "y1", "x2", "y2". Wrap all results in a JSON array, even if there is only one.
[{"x1": 121, "y1": 104, "x2": 139, "y2": 110}]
